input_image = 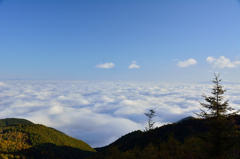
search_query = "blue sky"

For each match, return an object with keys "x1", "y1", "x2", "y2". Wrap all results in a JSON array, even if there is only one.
[
  {"x1": 0, "y1": 0, "x2": 240, "y2": 82},
  {"x1": 0, "y1": 0, "x2": 240, "y2": 147}
]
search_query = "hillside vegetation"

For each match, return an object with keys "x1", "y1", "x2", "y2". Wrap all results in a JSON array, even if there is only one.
[
  {"x1": 0, "y1": 118, "x2": 33, "y2": 127},
  {"x1": 1, "y1": 116, "x2": 240, "y2": 159},
  {"x1": 0, "y1": 118, "x2": 95, "y2": 159},
  {"x1": 90, "y1": 115, "x2": 240, "y2": 159}
]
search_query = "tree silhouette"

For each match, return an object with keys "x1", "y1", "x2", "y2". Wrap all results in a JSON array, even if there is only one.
[
  {"x1": 195, "y1": 73, "x2": 240, "y2": 159},
  {"x1": 144, "y1": 109, "x2": 156, "y2": 131},
  {"x1": 196, "y1": 73, "x2": 238, "y2": 119}
]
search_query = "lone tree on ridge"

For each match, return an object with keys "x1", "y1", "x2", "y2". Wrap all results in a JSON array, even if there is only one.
[
  {"x1": 144, "y1": 109, "x2": 156, "y2": 132},
  {"x1": 195, "y1": 73, "x2": 240, "y2": 159}
]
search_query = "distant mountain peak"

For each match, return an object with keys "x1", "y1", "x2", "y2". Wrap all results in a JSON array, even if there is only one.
[{"x1": 174, "y1": 116, "x2": 195, "y2": 123}]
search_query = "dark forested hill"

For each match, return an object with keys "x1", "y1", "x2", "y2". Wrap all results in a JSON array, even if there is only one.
[
  {"x1": 96, "y1": 117, "x2": 208, "y2": 152},
  {"x1": 90, "y1": 115, "x2": 240, "y2": 159},
  {"x1": 0, "y1": 118, "x2": 96, "y2": 159}
]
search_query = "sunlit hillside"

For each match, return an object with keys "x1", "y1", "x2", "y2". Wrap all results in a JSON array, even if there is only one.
[{"x1": 0, "y1": 118, "x2": 96, "y2": 159}]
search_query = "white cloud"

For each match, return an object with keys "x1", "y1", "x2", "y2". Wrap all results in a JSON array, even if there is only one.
[
  {"x1": 128, "y1": 60, "x2": 140, "y2": 69},
  {"x1": 0, "y1": 81, "x2": 239, "y2": 147},
  {"x1": 206, "y1": 56, "x2": 240, "y2": 68},
  {"x1": 177, "y1": 58, "x2": 197, "y2": 67},
  {"x1": 95, "y1": 62, "x2": 115, "y2": 69}
]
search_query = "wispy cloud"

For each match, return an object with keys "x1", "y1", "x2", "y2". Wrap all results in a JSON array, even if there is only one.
[
  {"x1": 95, "y1": 62, "x2": 115, "y2": 69},
  {"x1": 177, "y1": 59, "x2": 197, "y2": 67},
  {"x1": 206, "y1": 56, "x2": 240, "y2": 68},
  {"x1": 128, "y1": 61, "x2": 140, "y2": 69},
  {"x1": 235, "y1": 55, "x2": 240, "y2": 60}
]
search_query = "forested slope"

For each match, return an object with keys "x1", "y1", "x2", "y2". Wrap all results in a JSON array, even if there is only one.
[
  {"x1": 0, "y1": 118, "x2": 96, "y2": 159},
  {"x1": 89, "y1": 115, "x2": 240, "y2": 159},
  {"x1": 0, "y1": 118, "x2": 33, "y2": 127}
]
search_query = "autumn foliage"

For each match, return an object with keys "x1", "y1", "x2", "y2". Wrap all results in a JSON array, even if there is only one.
[{"x1": 0, "y1": 119, "x2": 95, "y2": 159}]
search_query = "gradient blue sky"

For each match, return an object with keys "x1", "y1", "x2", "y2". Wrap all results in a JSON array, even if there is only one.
[{"x1": 0, "y1": 0, "x2": 240, "y2": 82}]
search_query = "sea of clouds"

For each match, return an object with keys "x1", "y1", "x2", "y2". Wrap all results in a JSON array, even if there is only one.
[{"x1": 0, "y1": 80, "x2": 239, "y2": 147}]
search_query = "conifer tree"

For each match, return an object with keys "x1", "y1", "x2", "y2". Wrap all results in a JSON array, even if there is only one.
[
  {"x1": 144, "y1": 109, "x2": 156, "y2": 132},
  {"x1": 195, "y1": 73, "x2": 240, "y2": 159}
]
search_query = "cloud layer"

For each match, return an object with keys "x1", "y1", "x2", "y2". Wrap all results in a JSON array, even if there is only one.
[
  {"x1": 206, "y1": 56, "x2": 240, "y2": 68},
  {"x1": 0, "y1": 81, "x2": 239, "y2": 147},
  {"x1": 177, "y1": 59, "x2": 197, "y2": 67},
  {"x1": 95, "y1": 62, "x2": 115, "y2": 69}
]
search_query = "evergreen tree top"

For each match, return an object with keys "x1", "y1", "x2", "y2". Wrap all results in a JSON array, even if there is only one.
[{"x1": 195, "y1": 73, "x2": 239, "y2": 119}]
